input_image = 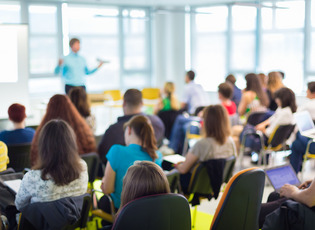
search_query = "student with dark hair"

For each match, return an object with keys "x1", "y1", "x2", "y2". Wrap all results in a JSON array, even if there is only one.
[
  {"x1": 0, "y1": 103, "x2": 35, "y2": 145},
  {"x1": 69, "y1": 87, "x2": 96, "y2": 132},
  {"x1": 98, "y1": 89, "x2": 165, "y2": 164},
  {"x1": 175, "y1": 105, "x2": 236, "y2": 193},
  {"x1": 238, "y1": 73, "x2": 269, "y2": 116},
  {"x1": 267, "y1": 71, "x2": 285, "y2": 111},
  {"x1": 181, "y1": 70, "x2": 210, "y2": 114},
  {"x1": 290, "y1": 82, "x2": 315, "y2": 173},
  {"x1": 15, "y1": 119, "x2": 88, "y2": 210},
  {"x1": 30, "y1": 95, "x2": 96, "y2": 165},
  {"x1": 218, "y1": 83, "x2": 236, "y2": 116},
  {"x1": 54, "y1": 38, "x2": 104, "y2": 94},
  {"x1": 99, "y1": 115, "x2": 163, "y2": 214},
  {"x1": 118, "y1": 161, "x2": 170, "y2": 213},
  {"x1": 225, "y1": 74, "x2": 242, "y2": 108}
]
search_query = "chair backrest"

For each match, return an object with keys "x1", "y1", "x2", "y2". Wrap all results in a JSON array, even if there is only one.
[
  {"x1": 104, "y1": 90, "x2": 122, "y2": 101},
  {"x1": 112, "y1": 194, "x2": 191, "y2": 230},
  {"x1": 268, "y1": 124, "x2": 295, "y2": 148},
  {"x1": 182, "y1": 120, "x2": 202, "y2": 155},
  {"x1": 210, "y1": 167, "x2": 265, "y2": 230},
  {"x1": 157, "y1": 110, "x2": 181, "y2": 139},
  {"x1": 81, "y1": 152, "x2": 101, "y2": 184},
  {"x1": 141, "y1": 88, "x2": 160, "y2": 100},
  {"x1": 7, "y1": 143, "x2": 31, "y2": 172},
  {"x1": 246, "y1": 112, "x2": 266, "y2": 126},
  {"x1": 222, "y1": 155, "x2": 236, "y2": 183}
]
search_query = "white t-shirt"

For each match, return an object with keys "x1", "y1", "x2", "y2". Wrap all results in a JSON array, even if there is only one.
[
  {"x1": 298, "y1": 98, "x2": 315, "y2": 120},
  {"x1": 15, "y1": 159, "x2": 88, "y2": 210},
  {"x1": 182, "y1": 81, "x2": 210, "y2": 114}
]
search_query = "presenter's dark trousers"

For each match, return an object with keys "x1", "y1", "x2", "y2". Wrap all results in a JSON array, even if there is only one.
[{"x1": 65, "y1": 84, "x2": 86, "y2": 95}]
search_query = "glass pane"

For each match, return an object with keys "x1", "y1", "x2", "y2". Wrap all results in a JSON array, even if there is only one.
[
  {"x1": 28, "y1": 77, "x2": 63, "y2": 95},
  {"x1": 30, "y1": 37, "x2": 58, "y2": 74},
  {"x1": 275, "y1": 1, "x2": 305, "y2": 29},
  {"x1": 195, "y1": 6, "x2": 228, "y2": 33},
  {"x1": 260, "y1": 32, "x2": 304, "y2": 92},
  {"x1": 67, "y1": 5, "x2": 118, "y2": 35},
  {"x1": 122, "y1": 73, "x2": 148, "y2": 90},
  {"x1": 310, "y1": 32, "x2": 315, "y2": 70},
  {"x1": 29, "y1": 5, "x2": 57, "y2": 34},
  {"x1": 261, "y1": 7, "x2": 273, "y2": 30},
  {"x1": 312, "y1": 0, "x2": 315, "y2": 27},
  {"x1": 231, "y1": 33, "x2": 256, "y2": 70},
  {"x1": 73, "y1": 36, "x2": 120, "y2": 91},
  {"x1": 0, "y1": 4, "x2": 20, "y2": 23},
  {"x1": 232, "y1": 6, "x2": 257, "y2": 31},
  {"x1": 124, "y1": 36, "x2": 146, "y2": 69},
  {"x1": 193, "y1": 34, "x2": 227, "y2": 91}
]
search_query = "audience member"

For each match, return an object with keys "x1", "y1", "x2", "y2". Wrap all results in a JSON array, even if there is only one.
[
  {"x1": 181, "y1": 70, "x2": 210, "y2": 114},
  {"x1": 15, "y1": 119, "x2": 88, "y2": 210},
  {"x1": 0, "y1": 141, "x2": 8, "y2": 172},
  {"x1": 290, "y1": 82, "x2": 315, "y2": 173},
  {"x1": 30, "y1": 94, "x2": 96, "y2": 165},
  {"x1": 259, "y1": 178, "x2": 315, "y2": 228},
  {"x1": 218, "y1": 83, "x2": 236, "y2": 116},
  {"x1": 98, "y1": 89, "x2": 165, "y2": 164},
  {"x1": 99, "y1": 115, "x2": 162, "y2": 213},
  {"x1": 175, "y1": 104, "x2": 236, "y2": 193},
  {"x1": 225, "y1": 74, "x2": 242, "y2": 108},
  {"x1": 117, "y1": 161, "x2": 170, "y2": 215},
  {"x1": 68, "y1": 87, "x2": 96, "y2": 132},
  {"x1": 238, "y1": 73, "x2": 269, "y2": 116},
  {"x1": 258, "y1": 73, "x2": 268, "y2": 91},
  {"x1": 0, "y1": 104, "x2": 35, "y2": 145},
  {"x1": 241, "y1": 87, "x2": 296, "y2": 155},
  {"x1": 154, "y1": 82, "x2": 179, "y2": 114},
  {"x1": 267, "y1": 71, "x2": 285, "y2": 111}
]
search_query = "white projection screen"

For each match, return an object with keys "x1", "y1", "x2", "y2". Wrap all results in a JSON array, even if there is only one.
[{"x1": 0, "y1": 24, "x2": 29, "y2": 119}]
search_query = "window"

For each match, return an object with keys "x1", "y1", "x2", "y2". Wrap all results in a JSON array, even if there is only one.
[
  {"x1": 191, "y1": 6, "x2": 228, "y2": 91},
  {"x1": 0, "y1": 3, "x2": 20, "y2": 24}
]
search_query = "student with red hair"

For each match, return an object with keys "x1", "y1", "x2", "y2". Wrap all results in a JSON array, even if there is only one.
[{"x1": 30, "y1": 94, "x2": 96, "y2": 165}]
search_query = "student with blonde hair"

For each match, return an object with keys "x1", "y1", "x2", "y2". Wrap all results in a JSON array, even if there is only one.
[
  {"x1": 99, "y1": 115, "x2": 163, "y2": 215},
  {"x1": 175, "y1": 104, "x2": 236, "y2": 193},
  {"x1": 155, "y1": 82, "x2": 180, "y2": 114},
  {"x1": 267, "y1": 71, "x2": 285, "y2": 111}
]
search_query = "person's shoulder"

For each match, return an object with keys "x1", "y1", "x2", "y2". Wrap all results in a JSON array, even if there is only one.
[
  {"x1": 24, "y1": 127, "x2": 36, "y2": 134},
  {"x1": 108, "y1": 144, "x2": 126, "y2": 155}
]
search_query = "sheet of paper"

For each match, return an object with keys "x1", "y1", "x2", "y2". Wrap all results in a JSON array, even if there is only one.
[
  {"x1": 163, "y1": 154, "x2": 186, "y2": 164},
  {"x1": 4, "y1": 179, "x2": 22, "y2": 194}
]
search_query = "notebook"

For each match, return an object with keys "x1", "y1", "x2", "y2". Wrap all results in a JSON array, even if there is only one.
[
  {"x1": 265, "y1": 164, "x2": 300, "y2": 192},
  {"x1": 163, "y1": 154, "x2": 186, "y2": 164},
  {"x1": 3, "y1": 179, "x2": 21, "y2": 194},
  {"x1": 294, "y1": 111, "x2": 315, "y2": 139}
]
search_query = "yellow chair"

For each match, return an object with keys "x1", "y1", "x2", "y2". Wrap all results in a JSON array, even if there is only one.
[
  {"x1": 104, "y1": 90, "x2": 122, "y2": 102},
  {"x1": 0, "y1": 141, "x2": 9, "y2": 172},
  {"x1": 141, "y1": 88, "x2": 160, "y2": 100},
  {"x1": 301, "y1": 139, "x2": 315, "y2": 180}
]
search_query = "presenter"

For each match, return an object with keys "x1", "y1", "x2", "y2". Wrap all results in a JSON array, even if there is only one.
[{"x1": 54, "y1": 38, "x2": 104, "y2": 94}]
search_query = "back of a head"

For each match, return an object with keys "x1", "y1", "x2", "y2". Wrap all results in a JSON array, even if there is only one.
[
  {"x1": 257, "y1": 73, "x2": 268, "y2": 88},
  {"x1": 218, "y1": 83, "x2": 233, "y2": 99},
  {"x1": 274, "y1": 87, "x2": 297, "y2": 113},
  {"x1": 164, "y1": 82, "x2": 175, "y2": 96},
  {"x1": 203, "y1": 104, "x2": 231, "y2": 145},
  {"x1": 120, "y1": 161, "x2": 170, "y2": 208},
  {"x1": 186, "y1": 70, "x2": 195, "y2": 81},
  {"x1": 8, "y1": 103, "x2": 26, "y2": 123},
  {"x1": 123, "y1": 89, "x2": 143, "y2": 108},
  {"x1": 308, "y1": 81, "x2": 315, "y2": 93},
  {"x1": 124, "y1": 115, "x2": 157, "y2": 160},
  {"x1": 245, "y1": 73, "x2": 269, "y2": 107},
  {"x1": 225, "y1": 74, "x2": 236, "y2": 85},
  {"x1": 68, "y1": 87, "x2": 91, "y2": 118},
  {"x1": 268, "y1": 72, "x2": 284, "y2": 93},
  {"x1": 36, "y1": 119, "x2": 82, "y2": 186}
]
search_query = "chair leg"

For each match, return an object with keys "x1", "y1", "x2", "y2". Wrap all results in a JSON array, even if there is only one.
[{"x1": 192, "y1": 206, "x2": 197, "y2": 229}]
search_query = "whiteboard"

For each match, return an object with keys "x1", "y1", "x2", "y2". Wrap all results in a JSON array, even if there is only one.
[{"x1": 0, "y1": 24, "x2": 29, "y2": 119}]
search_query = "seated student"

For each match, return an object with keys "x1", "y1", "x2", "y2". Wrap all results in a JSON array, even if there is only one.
[
  {"x1": 290, "y1": 82, "x2": 315, "y2": 173},
  {"x1": 259, "y1": 177, "x2": 315, "y2": 228},
  {"x1": 15, "y1": 119, "x2": 88, "y2": 210},
  {"x1": 154, "y1": 82, "x2": 180, "y2": 114},
  {"x1": 241, "y1": 87, "x2": 296, "y2": 155},
  {"x1": 218, "y1": 82, "x2": 237, "y2": 116},
  {"x1": 30, "y1": 94, "x2": 96, "y2": 165},
  {"x1": 69, "y1": 87, "x2": 96, "y2": 133},
  {"x1": 117, "y1": 161, "x2": 170, "y2": 215},
  {"x1": 225, "y1": 74, "x2": 242, "y2": 108},
  {"x1": 0, "y1": 104, "x2": 35, "y2": 145},
  {"x1": 98, "y1": 89, "x2": 165, "y2": 164},
  {"x1": 99, "y1": 115, "x2": 163, "y2": 214},
  {"x1": 175, "y1": 104, "x2": 236, "y2": 193},
  {"x1": 266, "y1": 71, "x2": 285, "y2": 111}
]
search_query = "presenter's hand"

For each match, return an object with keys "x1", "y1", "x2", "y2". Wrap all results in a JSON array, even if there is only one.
[
  {"x1": 97, "y1": 61, "x2": 104, "y2": 69},
  {"x1": 58, "y1": 59, "x2": 64, "y2": 66}
]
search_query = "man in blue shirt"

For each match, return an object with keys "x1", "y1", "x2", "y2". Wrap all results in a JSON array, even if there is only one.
[{"x1": 55, "y1": 38, "x2": 104, "y2": 94}]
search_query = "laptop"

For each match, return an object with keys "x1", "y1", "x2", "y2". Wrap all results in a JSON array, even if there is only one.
[
  {"x1": 294, "y1": 111, "x2": 315, "y2": 139},
  {"x1": 265, "y1": 164, "x2": 300, "y2": 192}
]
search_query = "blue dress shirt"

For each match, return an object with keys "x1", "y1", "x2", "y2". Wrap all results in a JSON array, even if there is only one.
[{"x1": 54, "y1": 52, "x2": 98, "y2": 86}]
